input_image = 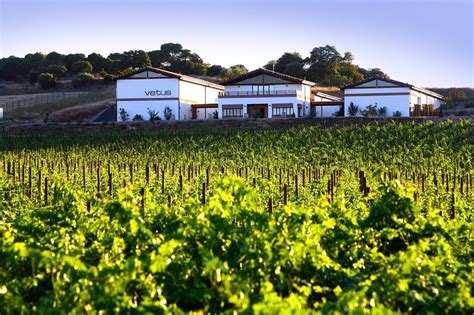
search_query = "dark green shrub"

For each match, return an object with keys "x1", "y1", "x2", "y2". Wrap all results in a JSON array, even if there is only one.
[
  {"x1": 348, "y1": 102, "x2": 359, "y2": 116},
  {"x1": 71, "y1": 60, "x2": 93, "y2": 73},
  {"x1": 72, "y1": 72, "x2": 95, "y2": 87},
  {"x1": 103, "y1": 74, "x2": 114, "y2": 84},
  {"x1": 464, "y1": 99, "x2": 474, "y2": 108},
  {"x1": 164, "y1": 106, "x2": 173, "y2": 120},
  {"x1": 361, "y1": 104, "x2": 378, "y2": 117},
  {"x1": 47, "y1": 64, "x2": 67, "y2": 77},
  {"x1": 37, "y1": 72, "x2": 57, "y2": 89},
  {"x1": 147, "y1": 108, "x2": 161, "y2": 122},
  {"x1": 132, "y1": 114, "x2": 144, "y2": 121},
  {"x1": 118, "y1": 108, "x2": 129, "y2": 121}
]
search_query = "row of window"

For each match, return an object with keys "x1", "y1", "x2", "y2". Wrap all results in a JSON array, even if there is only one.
[
  {"x1": 222, "y1": 107, "x2": 296, "y2": 117},
  {"x1": 223, "y1": 108, "x2": 243, "y2": 117},
  {"x1": 272, "y1": 107, "x2": 294, "y2": 117}
]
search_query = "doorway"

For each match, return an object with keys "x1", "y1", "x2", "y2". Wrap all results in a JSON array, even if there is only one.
[{"x1": 247, "y1": 104, "x2": 268, "y2": 119}]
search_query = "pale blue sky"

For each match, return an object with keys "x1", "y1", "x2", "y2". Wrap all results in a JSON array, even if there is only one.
[{"x1": 0, "y1": 0, "x2": 473, "y2": 87}]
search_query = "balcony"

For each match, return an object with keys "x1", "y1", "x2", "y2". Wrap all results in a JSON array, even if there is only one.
[{"x1": 218, "y1": 90, "x2": 298, "y2": 98}]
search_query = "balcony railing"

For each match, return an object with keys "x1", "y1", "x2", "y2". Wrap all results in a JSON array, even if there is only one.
[{"x1": 219, "y1": 90, "x2": 298, "y2": 97}]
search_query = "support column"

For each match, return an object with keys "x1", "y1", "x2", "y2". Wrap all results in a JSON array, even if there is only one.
[
  {"x1": 293, "y1": 102, "x2": 298, "y2": 118},
  {"x1": 268, "y1": 104, "x2": 272, "y2": 118},
  {"x1": 243, "y1": 104, "x2": 248, "y2": 119}
]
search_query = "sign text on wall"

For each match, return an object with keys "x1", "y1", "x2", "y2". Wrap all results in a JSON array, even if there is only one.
[{"x1": 144, "y1": 90, "x2": 172, "y2": 96}]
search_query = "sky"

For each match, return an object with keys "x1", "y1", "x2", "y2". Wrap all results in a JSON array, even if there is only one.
[{"x1": 0, "y1": 0, "x2": 473, "y2": 88}]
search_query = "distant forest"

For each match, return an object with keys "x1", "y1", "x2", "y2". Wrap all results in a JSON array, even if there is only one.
[{"x1": 0, "y1": 43, "x2": 391, "y2": 89}]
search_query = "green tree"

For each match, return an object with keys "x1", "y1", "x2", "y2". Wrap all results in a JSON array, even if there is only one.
[
  {"x1": 72, "y1": 72, "x2": 95, "y2": 87},
  {"x1": 63, "y1": 53, "x2": 86, "y2": 70},
  {"x1": 305, "y1": 45, "x2": 343, "y2": 83},
  {"x1": 221, "y1": 64, "x2": 248, "y2": 80},
  {"x1": 148, "y1": 49, "x2": 165, "y2": 68},
  {"x1": 148, "y1": 44, "x2": 207, "y2": 75},
  {"x1": 120, "y1": 50, "x2": 151, "y2": 69},
  {"x1": 47, "y1": 64, "x2": 67, "y2": 78},
  {"x1": 44, "y1": 51, "x2": 65, "y2": 65},
  {"x1": 449, "y1": 88, "x2": 467, "y2": 101},
  {"x1": 87, "y1": 53, "x2": 109, "y2": 73},
  {"x1": 359, "y1": 67, "x2": 390, "y2": 79},
  {"x1": 0, "y1": 56, "x2": 30, "y2": 80},
  {"x1": 24, "y1": 52, "x2": 45, "y2": 68},
  {"x1": 37, "y1": 72, "x2": 57, "y2": 89},
  {"x1": 326, "y1": 63, "x2": 364, "y2": 86},
  {"x1": 72, "y1": 60, "x2": 93, "y2": 74},
  {"x1": 28, "y1": 70, "x2": 40, "y2": 85},
  {"x1": 264, "y1": 52, "x2": 305, "y2": 78},
  {"x1": 207, "y1": 65, "x2": 225, "y2": 77}
]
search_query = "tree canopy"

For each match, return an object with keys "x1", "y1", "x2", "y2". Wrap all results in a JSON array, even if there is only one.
[
  {"x1": 0, "y1": 43, "x2": 389, "y2": 87},
  {"x1": 264, "y1": 45, "x2": 389, "y2": 86}
]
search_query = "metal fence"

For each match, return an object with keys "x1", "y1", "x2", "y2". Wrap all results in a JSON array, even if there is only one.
[{"x1": 0, "y1": 91, "x2": 88, "y2": 111}]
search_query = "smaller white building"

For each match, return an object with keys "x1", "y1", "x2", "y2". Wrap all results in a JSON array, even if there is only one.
[
  {"x1": 217, "y1": 68, "x2": 315, "y2": 119},
  {"x1": 343, "y1": 77, "x2": 445, "y2": 117},
  {"x1": 115, "y1": 67, "x2": 223, "y2": 121},
  {"x1": 311, "y1": 91, "x2": 343, "y2": 117}
]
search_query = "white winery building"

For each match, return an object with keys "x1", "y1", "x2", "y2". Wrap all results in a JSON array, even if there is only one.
[
  {"x1": 311, "y1": 91, "x2": 344, "y2": 117},
  {"x1": 343, "y1": 77, "x2": 445, "y2": 117},
  {"x1": 114, "y1": 68, "x2": 446, "y2": 121},
  {"x1": 217, "y1": 68, "x2": 316, "y2": 119},
  {"x1": 115, "y1": 67, "x2": 223, "y2": 121}
]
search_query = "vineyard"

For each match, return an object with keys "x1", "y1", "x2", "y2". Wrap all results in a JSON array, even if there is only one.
[{"x1": 0, "y1": 120, "x2": 472, "y2": 313}]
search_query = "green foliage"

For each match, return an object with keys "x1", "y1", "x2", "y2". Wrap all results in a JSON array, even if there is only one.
[
  {"x1": 37, "y1": 72, "x2": 57, "y2": 89},
  {"x1": 464, "y1": 99, "x2": 474, "y2": 108},
  {"x1": 120, "y1": 50, "x2": 151, "y2": 69},
  {"x1": 72, "y1": 72, "x2": 95, "y2": 87},
  {"x1": 132, "y1": 114, "x2": 144, "y2": 121},
  {"x1": 163, "y1": 106, "x2": 173, "y2": 120},
  {"x1": 265, "y1": 45, "x2": 388, "y2": 86},
  {"x1": 102, "y1": 73, "x2": 114, "y2": 84},
  {"x1": 0, "y1": 44, "x2": 393, "y2": 85},
  {"x1": 147, "y1": 107, "x2": 161, "y2": 122},
  {"x1": 207, "y1": 64, "x2": 225, "y2": 77},
  {"x1": 0, "y1": 121, "x2": 472, "y2": 313},
  {"x1": 47, "y1": 64, "x2": 67, "y2": 78},
  {"x1": 348, "y1": 102, "x2": 359, "y2": 116},
  {"x1": 72, "y1": 60, "x2": 93, "y2": 74},
  {"x1": 264, "y1": 52, "x2": 305, "y2": 78},
  {"x1": 361, "y1": 104, "x2": 378, "y2": 117},
  {"x1": 118, "y1": 108, "x2": 129, "y2": 121},
  {"x1": 221, "y1": 64, "x2": 248, "y2": 80},
  {"x1": 63, "y1": 53, "x2": 86, "y2": 70},
  {"x1": 27, "y1": 69, "x2": 40, "y2": 85},
  {"x1": 87, "y1": 53, "x2": 109, "y2": 73}
]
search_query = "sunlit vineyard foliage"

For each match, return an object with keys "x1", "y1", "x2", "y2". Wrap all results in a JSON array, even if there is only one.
[{"x1": 0, "y1": 120, "x2": 473, "y2": 313}]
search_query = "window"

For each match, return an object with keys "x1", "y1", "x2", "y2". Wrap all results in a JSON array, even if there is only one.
[
  {"x1": 223, "y1": 108, "x2": 243, "y2": 117},
  {"x1": 272, "y1": 107, "x2": 294, "y2": 117}
]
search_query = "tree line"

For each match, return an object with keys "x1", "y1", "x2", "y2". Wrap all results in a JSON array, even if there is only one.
[{"x1": 0, "y1": 43, "x2": 390, "y2": 89}]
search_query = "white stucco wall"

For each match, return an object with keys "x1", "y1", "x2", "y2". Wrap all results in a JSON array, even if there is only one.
[
  {"x1": 218, "y1": 83, "x2": 312, "y2": 118},
  {"x1": 116, "y1": 77, "x2": 222, "y2": 121},
  {"x1": 117, "y1": 100, "x2": 179, "y2": 121},
  {"x1": 344, "y1": 87, "x2": 411, "y2": 117},
  {"x1": 117, "y1": 78, "x2": 179, "y2": 100},
  {"x1": 218, "y1": 96, "x2": 301, "y2": 119},
  {"x1": 195, "y1": 108, "x2": 218, "y2": 120},
  {"x1": 409, "y1": 90, "x2": 444, "y2": 110},
  {"x1": 116, "y1": 78, "x2": 179, "y2": 121}
]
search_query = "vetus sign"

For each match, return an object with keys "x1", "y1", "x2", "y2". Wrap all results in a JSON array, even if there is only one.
[{"x1": 144, "y1": 90, "x2": 172, "y2": 97}]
